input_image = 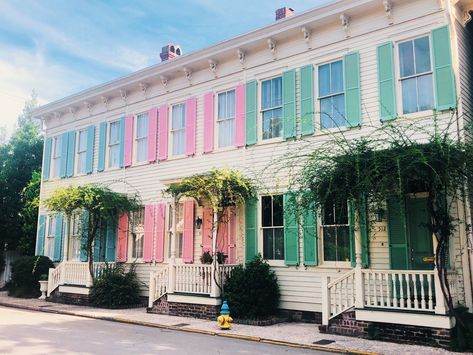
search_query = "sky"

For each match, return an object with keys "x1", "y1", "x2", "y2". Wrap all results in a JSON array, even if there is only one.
[{"x1": 0, "y1": 0, "x2": 331, "y2": 137}]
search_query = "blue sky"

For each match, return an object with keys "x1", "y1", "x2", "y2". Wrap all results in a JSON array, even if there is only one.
[{"x1": 0, "y1": 0, "x2": 330, "y2": 135}]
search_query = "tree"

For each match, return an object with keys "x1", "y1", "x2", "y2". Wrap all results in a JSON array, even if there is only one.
[
  {"x1": 43, "y1": 184, "x2": 141, "y2": 278},
  {"x1": 18, "y1": 171, "x2": 41, "y2": 255}
]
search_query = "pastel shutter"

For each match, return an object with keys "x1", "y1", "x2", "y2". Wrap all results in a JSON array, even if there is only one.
[
  {"x1": 155, "y1": 203, "x2": 166, "y2": 263},
  {"x1": 203, "y1": 92, "x2": 214, "y2": 153},
  {"x1": 97, "y1": 122, "x2": 107, "y2": 172},
  {"x1": 282, "y1": 69, "x2": 296, "y2": 139},
  {"x1": 234, "y1": 83, "x2": 246, "y2": 147},
  {"x1": 43, "y1": 138, "x2": 52, "y2": 180},
  {"x1": 377, "y1": 42, "x2": 397, "y2": 121},
  {"x1": 117, "y1": 213, "x2": 128, "y2": 262},
  {"x1": 283, "y1": 193, "x2": 299, "y2": 266},
  {"x1": 119, "y1": 116, "x2": 126, "y2": 168},
  {"x1": 59, "y1": 132, "x2": 69, "y2": 178},
  {"x1": 359, "y1": 196, "x2": 369, "y2": 268},
  {"x1": 302, "y1": 202, "x2": 318, "y2": 266},
  {"x1": 143, "y1": 204, "x2": 155, "y2": 262},
  {"x1": 86, "y1": 125, "x2": 95, "y2": 174},
  {"x1": 53, "y1": 214, "x2": 64, "y2": 262},
  {"x1": 300, "y1": 65, "x2": 315, "y2": 135},
  {"x1": 245, "y1": 80, "x2": 257, "y2": 146},
  {"x1": 228, "y1": 211, "x2": 237, "y2": 264},
  {"x1": 124, "y1": 115, "x2": 134, "y2": 167},
  {"x1": 80, "y1": 211, "x2": 89, "y2": 262},
  {"x1": 36, "y1": 215, "x2": 46, "y2": 256},
  {"x1": 244, "y1": 198, "x2": 258, "y2": 263},
  {"x1": 158, "y1": 105, "x2": 168, "y2": 161},
  {"x1": 201, "y1": 207, "x2": 213, "y2": 253},
  {"x1": 344, "y1": 51, "x2": 362, "y2": 127},
  {"x1": 66, "y1": 131, "x2": 75, "y2": 177},
  {"x1": 186, "y1": 97, "x2": 197, "y2": 156},
  {"x1": 217, "y1": 210, "x2": 229, "y2": 254},
  {"x1": 105, "y1": 218, "x2": 117, "y2": 262},
  {"x1": 93, "y1": 226, "x2": 102, "y2": 262},
  {"x1": 387, "y1": 197, "x2": 409, "y2": 270},
  {"x1": 148, "y1": 107, "x2": 158, "y2": 162},
  {"x1": 432, "y1": 25, "x2": 456, "y2": 111},
  {"x1": 182, "y1": 200, "x2": 194, "y2": 263}
]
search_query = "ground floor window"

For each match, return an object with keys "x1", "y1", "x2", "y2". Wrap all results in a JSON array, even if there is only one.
[
  {"x1": 168, "y1": 203, "x2": 184, "y2": 258},
  {"x1": 261, "y1": 195, "x2": 284, "y2": 260},
  {"x1": 130, "y1": 208, "x2": 144, "y2": 259},
  {"x1": 69, "y1": 213, "x2": 82, "y2": 261},
  {"x1": 321, "y1": 199, "x2": 350, "y2": 263},
  {"x1": 46, "y1": 216, "x2": 57, "y2": 258}
]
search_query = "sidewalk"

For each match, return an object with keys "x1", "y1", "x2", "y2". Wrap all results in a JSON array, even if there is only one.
[{"x1": 0, "y1": 292, "x2": 461, "y2": 355}]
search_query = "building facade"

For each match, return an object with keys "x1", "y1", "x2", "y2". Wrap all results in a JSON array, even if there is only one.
[{"x1": 33, "y1": 0, "x2": 473, "y2": 346}]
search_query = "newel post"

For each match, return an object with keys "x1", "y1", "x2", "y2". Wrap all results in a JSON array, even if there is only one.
[
  {"x1": 210, "y1": 210, "x2": 221, "y2": 298},
  {"x1": 321, "y1": 275, "x2": 330, "y2": 325},
  {"x1": 148, "y1": 272, "x2": 156, "y2": 308},
  {"x1": 354, "y1": 208, "x2": 365, "y2": 309},
  {"x1": 433, "y1": 236, "x2": 447, "y2": 314}
]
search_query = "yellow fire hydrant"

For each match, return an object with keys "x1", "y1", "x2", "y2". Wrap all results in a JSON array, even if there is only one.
[{"x1": 217, "y1": 301, "x2": 233, "y2": 330}]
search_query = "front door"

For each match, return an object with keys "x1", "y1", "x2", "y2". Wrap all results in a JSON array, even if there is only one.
[{"x1": 406, "y1": 197, "x2": 434, "y2": 270}]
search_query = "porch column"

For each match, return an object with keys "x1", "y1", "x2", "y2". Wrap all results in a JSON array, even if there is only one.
[
  {"x1": 432, "y1": 236, "x2": 447, "y2": 315},
  {"x1": 354, "y1": 208, "x2": 365, "y2": 309},
  {"x1": 210, "y1": 211, "x2": 221, "y2": 298},
  {"x1": 168, "y1": 197, "x2": 177, "y2": 294}
]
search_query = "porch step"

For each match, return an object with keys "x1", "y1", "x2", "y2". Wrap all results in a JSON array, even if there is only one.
[{"x1": 58, "y1": 285, "x2": 90, "y2": 295}]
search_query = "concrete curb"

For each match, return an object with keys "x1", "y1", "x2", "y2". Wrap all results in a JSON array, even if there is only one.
[{"x1": 0, "y1": 301, "x2": 379, "y2": 355}]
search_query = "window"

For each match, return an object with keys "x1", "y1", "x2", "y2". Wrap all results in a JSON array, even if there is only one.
[
  {"x1": 398, "y1": 36, "x2": 434, "y2": 114},
  {"x1": 77, "y1": 130, "x2": 87, "y2": 174},
  {"x1": 171, "y1": 103, "x2": 186, "y2": 156},
  {"x1": 321, "y1": 200, "x2": 350, "y2": 263},
  {"x1": 130, "y1": 208, "x2": 144, "y2": 259},
  {"x1": 217, "y1": 90, "x2": 235, "y2": 147},
  {"x1": 261, "y1": 195, "x2": 284, "y2": 260},
  {"x1": 168, "y1": 203, "x2": 184, "y2": 258},
  {"x1": 46, "y1": 216, "x2": 57, "y2": 258},
  {"x1": 136, "y1": 113, "x2": 148, "y2": 162},
  {"x1": 261, "y1": 77, "x2": 283, "y2": 140},
  {"x1": 108, "y1": 121, "x2": 121, "y2": 168},
  {"x1": 318, "y1": 60, "x2": 345, "y2": 129},
  {"x1": 69, "y1": 213, "x2": 82, "y2": 261},
  {"x1": 52, "y1": 136, "x2": 62, "y2": 178}
]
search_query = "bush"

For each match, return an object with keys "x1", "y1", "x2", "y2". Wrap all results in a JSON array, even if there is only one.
[
  {"x1": 8, "y1": 256, "x2": 54, "y2": 298},
  {"x1": 90, "y1": 263, "x2": 142, "y2": 308},
  {"x1": 451, "y1": 307, "x2": 473, "y2": 351},
  {"x1": 223, "y1": 255, "x2": 280, "y2": 319},
  {"x1": 0, "y1": 252, "x2": 5, "y2": 275}
]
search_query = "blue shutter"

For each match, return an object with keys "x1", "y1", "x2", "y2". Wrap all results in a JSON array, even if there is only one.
[
  {"x1": 97, "y1": 122, "x2": 107, "y2": 172},
  {"x1": 36, "y1": 215, "x2": 47, "y2": 256},
  {"x1": 119, "y1": 116, "x2": 126, "y2": 168},
  {"x1": 80, "y1": 211, "x2": 89, "y2": 262},
  {"x1": 105, "y1": 217, "x2": 117, "y2": 262},
  {"x1": 43, "y1": 138, "x2": 52, "y2": 181},
  {"x1": 53, "y1": 214, "x2": 64, "y2": 262},
  {"x1": 86, "y1": 125, "x2": 95, "y2": 174},
  {"x1": 302, "y1": 201, "x2": 318, "y2": 266},
  {"x1": 60, "y1": 132, "x2": 69, "y2": 178},
  {"x1": 66, "y1": 131, "x2": 76, "y2": 177}
]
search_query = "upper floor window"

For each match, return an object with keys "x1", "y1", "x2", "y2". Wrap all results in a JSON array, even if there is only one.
[
  {"x1": 217, "y1": 90, "x2": 236, "y2": 147},
  {"x1": 108, "y1": 121, "x2": 121, "y2": 168},
  {"x1": 130, "y1": 208, "x2": 144, "y2": 259},
  {"x1": 52, "y1": 135, "x2": 62, "y2": 179},
  {"x1": 77, "y1": 129, "x2": 88, "y2": 174},
  {"x1": 171, "y1": 103, "x2": 186, "y2": 156},
  {"x1": 321, "y1": 199, "x2": 350, "y2": 263},
  {"x1": 261, "y1": 77, "x2": 283, "y2": 140},
  {"x1": 398, "y1": 36, "x2": 434, "y2": 114},
  {"x1": 136, "y1": 113, "x2": 148, "y2": 163},
  {"x1": 261, "y1": 195, "x2": 284, "y2": 260},
  {"x1": 319, "y1": 60, "x2": 345, "y2": 129}
]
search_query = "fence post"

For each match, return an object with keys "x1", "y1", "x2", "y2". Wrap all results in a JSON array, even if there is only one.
[
  {"x1": 148, "y1": 272, "x2": 156, "y2": 308},
  {"x1": 321, "y1": 275, "x2": 330, "y2": 325},
  {"x1": 210, "y1": 264, "x2": 221, "y2": 298},
  {"x1": 434, "y1": 267, "x2": 447, "y2": 315}
]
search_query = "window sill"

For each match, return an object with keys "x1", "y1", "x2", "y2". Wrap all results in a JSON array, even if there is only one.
[
  {"x1": 209, "y1": 145, "x2": 237, "y2": 154},
  {"x1": 317, "y1": 262, "x2": 352, "y2": 269},
  {"x1": 392, "y1": 109, "x2": 435, "y2": 121},
  {"x1": 265, "y1": 260, "x2": 287, "y2": 267},
  {"x1": 130, "y1": 161, "x2": 149, "y2": 168},
  {"x1": 254, "y1": 137, "x2": 284, "y2": 147},
  {"x1": 313, "y1": 126, "x2": 350, "y2": 138},
  {"x1": 167, "y1": 154, "x2": 189, "y2": 162},
  {"x1": 105, "y1": 166, "x2": 122, "y2": 172}
]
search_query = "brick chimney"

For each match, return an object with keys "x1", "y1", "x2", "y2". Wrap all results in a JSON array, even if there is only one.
[
  {"x1": 160, "y1": 43, "x2": 182, "y2": 62},
  {"x1": 275, "y1": 7, "x2": 294, "y2": 21}
]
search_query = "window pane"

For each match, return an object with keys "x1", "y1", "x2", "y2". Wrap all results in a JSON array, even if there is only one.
[
  {"x1": 272, "y1": 77, "x2": 282, "y2": 107},
  {"x1": 109, "y1": 145, "x2": 120, "y2": 167},
  {"x1": 137, "y1": 114, "x2": 148, "y2": 139},
  {"x1": 137, "y1": 139, "x2": 147, "y2": 162},
  {"x1": 318, "y1": 64, "x2": 331, "y2": 97},
  {"x1": 417, "y1": 74, "x2": 434, "y2": 111},
  {"x1": 110, "y1": 122, "x2": 120, "y2": 144},
  {"x1": 337, "y1": 226, "x2": 351, "y2": 262},
  {"x1": 331, "y1": 61, "x2": 343, "y2": 94},
  {"x1": 332, "y1": 94, "x2": 346, "y2": 128},
  {"x1": 262, "y1": 110, "x2": 272, "y2": 140},
  {"x1": 218, "y1": 118, "x2": 234, "y2": 148},
  {"x1": 414, "y1": 37, "x2": 431, "y2": 74},
  {"x1": 218, "y1": 92, "x2": 226, "y2": 119},
  {"x1": 53, "y1": 136, "x2": 61, "y2": 158},
  {"x1": 78, "y1": 152, "x2": 87, "y2": 174},
  {"x1": 227, "y1": 90, "x2": 235, "y2": 118},
  {"x1": 172, "y1": 105, "x2": 185, "y2": 129},
  {"x1": 262, "y1": 80, "x2": 272, "y2": 110},
  {"x1": 399, "y1": 41, "x2": 415, "y2": 78},
  {"x1": 401, "y1": 78, "x2": 417, "y2": 114},
  {"x1": 263, "y1": 229, "x2": 274, "y2": 259},
  {"x1": 323, "y1": 226, "x2": 337, "y2": 261},
  {"x1": 274, "y1": 228, "x2": 284, "y2": 260},
  {"x1": 335, "y1": 201, "x2": 348, "y2": 224},
  {"x1": 273, "y1": 195, "x2": 283, "y2": 227},
  {"x1": 323, "y1": 202, "x2": 335, "y2": 225},
  {"x1": 173, "y1": 130, "x2": 185, "y2": 155},
  {"x1": 320, "y1": 97, "x2": 333, "y2": 129},
  {"x1": 262, "y1": 196, "x2": 272, "y2": 227},
  {"x1": 78, "y1": 131, "x2": 87, "y2": 151}
]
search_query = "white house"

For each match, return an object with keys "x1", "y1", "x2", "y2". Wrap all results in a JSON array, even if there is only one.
[{"x1": 33, "y1": 0, "x2": 473, "y2": 347}]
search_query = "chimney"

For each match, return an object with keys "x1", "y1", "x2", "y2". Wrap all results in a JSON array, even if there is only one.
[
  {"x1": 160, "y1": 43, "x2": 182, "y2": 62},
  {"x1": 275, "y1": 7, "x2": 294, "y2": 21}
]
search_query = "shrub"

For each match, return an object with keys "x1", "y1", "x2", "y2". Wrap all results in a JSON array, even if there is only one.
[
  {"x1": 451, "y1": 307, "x2": 473, "y2": 351},
  {"x1": 223, "y1": 255, "x2": 280, "y2": 319},
  {"x1": 8, "y1": 256, "x2": 54, "y2": 298},
  {"x1": 0, "y1": 252, "x2": 5, "y2": 275},
  {"x1": 90, "y1": 263, "x2": 142, "y2": 308}
]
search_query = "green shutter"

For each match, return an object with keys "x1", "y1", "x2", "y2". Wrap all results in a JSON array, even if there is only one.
[
  {"x1": 387, "y1": 197, "x2": 409, "y2": 270},
  {"x1": 283, "y1": 70, "x2": 296, "y2": 139},
  {"x1": 344, "y1": 52, "x2": 361, "y2": 127},
  {"x1": 349, "y1": 201, "x2": 356, "y2": 267},
  {"x1": 105, "y1": 217, "x2": 117, "y2": 262},
  {"x1": 36, "y1": 215, "x2": 47, "y2": 256},
  {"x1": 245, "y1": 198, "x2": 258, "y2": 263},
  {"x1": 302, "y1": 202, "x2": 318, "y2": 266},
  {"x1": 245, "y1": 80, "x2": 258, "y2": 145},
  {"x1": 43, "y1": 138, "x2": 52, "y2": 181},
  {"x1": 80, "y1": 211, "x2": 89, "y2": 262},
  {"x1": 97, "y1": 122, "x2": 107, "y2": 172},
  {"x1": 284, "y1": 193, "x2": 299, "y2": 266},
  {"x1": 377, "y1": 42, "x2": 397, "y2": 121},
  {"x1": 300, "y1": 65, "x2": 315, "y2": 135},
  {"x1": 359, "y1": 196, "x2": 369, "y2": 268},
  {"x1": 432, "y1": 25, "x2": 456, "y2": 111},
  {"x1": 53, "y1": 214, "x2": 64, "y2": 262}
]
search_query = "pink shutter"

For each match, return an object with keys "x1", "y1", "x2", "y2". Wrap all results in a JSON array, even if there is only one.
[
  {"x1": 202, "y1": 207, "x2": 213, "y2": 253},
  {"x1": 217, "y1": 209, "x2": 229, "y2": 255},
  {"x1": 228, "y1": 209, "x2": 237, "y2": 264},
  {"x1": 154, "y1": 203, "x2": 166, "y2": 263},
  {"x1": 235, "y1": 83, "x2": 246, "y2": 147},
  {"x1": 185, "y1": 97, "x2": 197, "y2": 156},
  {"x1": 158, "y1": 104, "x2": 168, "y2": 161},
  {"x1": 148, "y1": 107, "x2": 158, "y2": 162},
  {"x1": 117, "y1": 213, "x2": 129, "y2": 262},
  {"x1": 143, "y1": 204, "x2": 155, "y2": 262},
  {"x1": 124, "y1": 115, "x2": 134, "y2": 167},
  {"x1": 182, "y1": 200, "x2": 194, "y2": 263},
  {"x1": 203, "y1": 92, "x2": 214, "y2": 153}
]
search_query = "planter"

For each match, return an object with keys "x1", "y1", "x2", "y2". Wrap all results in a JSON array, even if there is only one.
[{"x1": 38, "y1": 280, "x2": 48, "y2": 300}]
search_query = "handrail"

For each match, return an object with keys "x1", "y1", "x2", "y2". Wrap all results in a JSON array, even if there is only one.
[{"x1": 322, "y1": 270, "x2": 356, "y2": 325}]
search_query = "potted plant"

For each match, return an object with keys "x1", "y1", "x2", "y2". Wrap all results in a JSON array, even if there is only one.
[
  {"x1": 38, "y1": 274, "x2": 48, "y2": 300},
  {"x1": 200, "y1": 251, "x2": 213, "y2": 265}
]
